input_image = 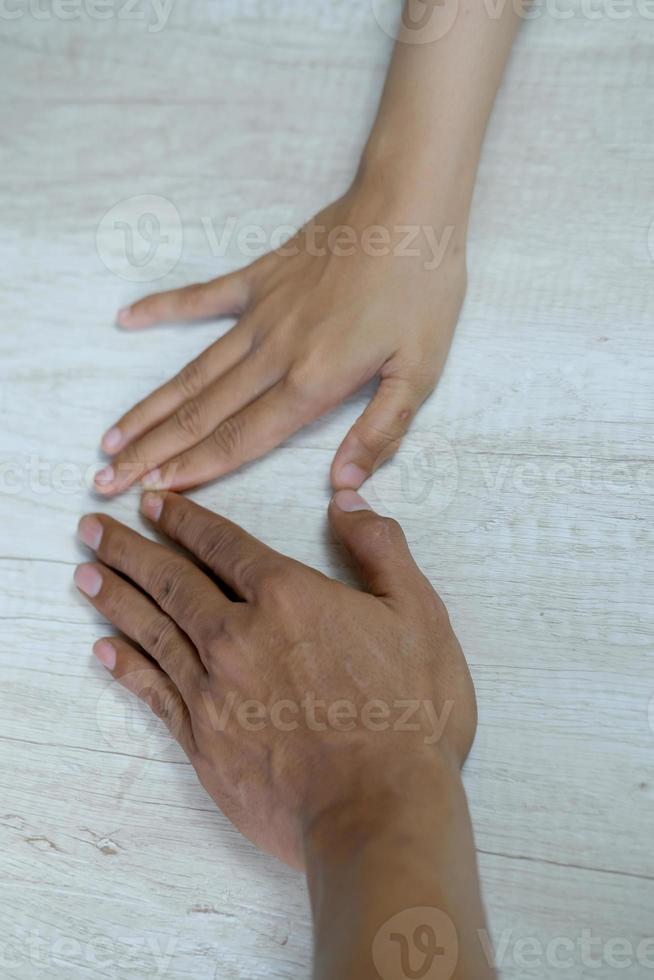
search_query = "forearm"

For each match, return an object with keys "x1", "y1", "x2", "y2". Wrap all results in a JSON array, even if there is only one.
[
  {"x1": 304, "y1": 749, "x2": 494, "y2": 980},
  {"x1": 360, "y1": 0, "x2": 521, "y2": 227}
]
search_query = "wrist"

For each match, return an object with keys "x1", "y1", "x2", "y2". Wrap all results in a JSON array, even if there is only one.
[
  {"x1": 302, "y1": 744, "x2": 459, "y2": 864},
  {"x1": 355, "y1": 134, "x2": 475, "y2": 229},
  {"x1": 304, "y1": 747, "x2": 494, "y2": 980},
  {"x1": 351, "y1": 143, "x2": 473, "y2": 264}
]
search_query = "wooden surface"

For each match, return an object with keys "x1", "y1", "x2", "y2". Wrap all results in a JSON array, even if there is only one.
[{"x1": 1, "y1": 3, "x2": 653, "y2": 978}]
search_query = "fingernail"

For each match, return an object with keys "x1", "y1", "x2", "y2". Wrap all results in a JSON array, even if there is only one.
[
  {"x1": 141, "y1": 492, "x2": 164, "y2": 521},
  {"x1": 116, "y1": 306, "x2": 132, "y2": 326},
  {"x1": 93, "y1": 639, "x2": 116, "y2": 671},
  {"x1": 77, "y1": 515, "x2": 103, "y2": 550},
  {"x1": 337, "y1": 462, "x2": 367, "y2": 489},
  {"x1": 333, "y1": 490, "x2": 373, "y2": 513},
  {"x1": 101, "y1": 426, "x2": 123, "y2": 453},
  {"x1": 141, "y1": 468, "x2": 162, "y2": 489},
  {"x1": 94, "y1": 464, "x2": 114, "y2": 487},
  {"x1": 74, "y1": 563, "x2": 103, "y2": 597}
]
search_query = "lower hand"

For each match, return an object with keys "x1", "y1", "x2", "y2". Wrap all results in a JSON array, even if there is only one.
[{"x1": 75, "y1": 490, "x2": 476, "y2": 869}]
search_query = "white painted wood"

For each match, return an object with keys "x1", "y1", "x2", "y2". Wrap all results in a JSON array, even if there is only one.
[{"x1": 1, "y1": 3, "x2": 653, "y2": 978}]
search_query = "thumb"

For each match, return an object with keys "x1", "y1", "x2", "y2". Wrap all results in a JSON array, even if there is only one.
[
  {"x1": 116, "y1": 270, "x2": 252, "y2": 330},
  {"x1": 328, "y1": 490, "x2": 418, "y2": 599},
  {"x1": 330, "y1": 373, "x2": 432, "y2": 491}
]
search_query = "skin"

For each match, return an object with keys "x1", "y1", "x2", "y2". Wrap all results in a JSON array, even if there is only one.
[
  {"x1": 94, "y1": 0, "x2": 520, "y2": 497},
  {"x1": 75, "y1": 489, "x2": 494, "y2": 979}
]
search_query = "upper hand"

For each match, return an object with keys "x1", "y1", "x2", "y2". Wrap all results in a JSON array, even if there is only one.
[
  {"x1": 75, "y1": 490, "x2": 476, "y2": 868},
  {"x1": 94, "y1": 178, "x2": 467, "y2": 495}
]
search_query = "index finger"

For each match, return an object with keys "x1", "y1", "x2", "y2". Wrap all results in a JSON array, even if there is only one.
[
  {"x1": 140, "y1": 491, "x2": 286, "y2": 603},
  {"x1": 117, "y1": 271, "x2": 251, "y2": 330}
]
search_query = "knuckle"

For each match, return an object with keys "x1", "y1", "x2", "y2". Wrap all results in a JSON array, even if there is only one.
[
  {"x1": 173, "y1": 397, "x2": 205, "y2": 439},
  {"x1": 367, "y1": 515, "x2": 403, "y2": 549},
  {"x1": 253, "y1": 561, "x2": 294, "y2": 602},
  {"x1": 285, "y1": 360, "x2": 317, "y2": 402},
  {"x1": 226, "y1": 553, "x2": 263, "y2": 600},
  {"x1": 211, "y1": 416, "x2": 243, "y2": 459},
  {"x1": 200, "y1": 530, "x2": 270, "y2": 603},
  {"x1": 200, "y1": 522, "x2": 237, "y2": 566},
  {"x1": 145, "y1": 616, "x2": 180, "y2": 665},
  {"x1": 164, "y1": 500, "x2": 201, "y2": 550},
  {"x1": 204, "y1": 613, "x2": 252, "y2": 680},
  {"x1": 285, "y1": 357, "x2": 333, "y2": 414},
  {"x1": 356, "y1": 426, "x2": 394, "y2": 458},
  {"x1": 147, "y1": 556, "x2": 186, "y2": 605},
  {"x1": 205, "y1": 611, "x2": 241, "y2": 653},
  {"x1": 359, "y1": 414, "x2": 408, "y2": 449},
  {"x1": 97, "y1": 577, "x2": 119, "y2": 614},
  {"x1": 175, "y1": 357, "x2": 206, "y2": 399}
]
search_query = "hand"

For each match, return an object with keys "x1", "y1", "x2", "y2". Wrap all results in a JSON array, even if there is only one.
[
  {"x1": 75, "y1": 489, "x2": 476, "y2": 869},
  {"x1": 94, "y1": 176, "x2": 467, "y2": 495}
]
